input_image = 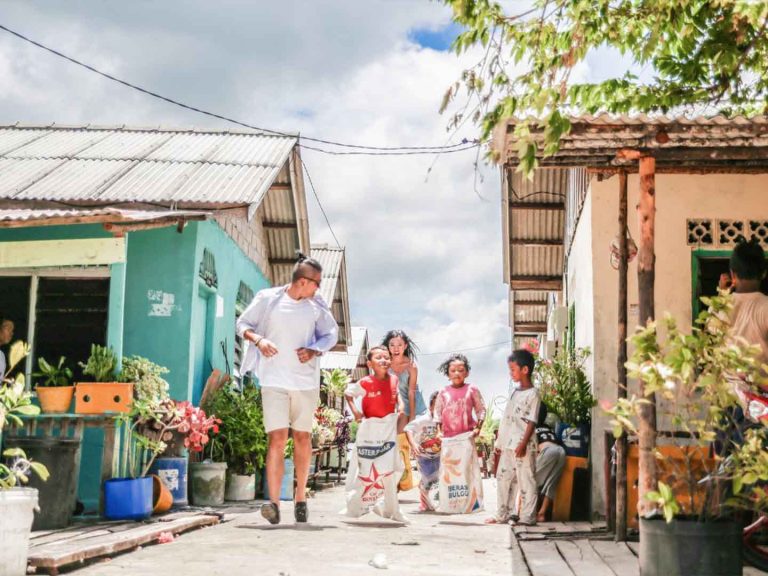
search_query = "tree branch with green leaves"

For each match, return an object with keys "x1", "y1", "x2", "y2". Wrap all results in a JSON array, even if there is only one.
[{"x1": 441, "y1": 0, "x2": 768, "y2": 175}]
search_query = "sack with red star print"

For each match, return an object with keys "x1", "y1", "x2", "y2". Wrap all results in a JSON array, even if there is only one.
[
  {"x1": 436, "y1": 431, "x2": 484, "y2": 514},
  {"x1": 342, "y1": 412, "x2": 407, "y2": 523}
]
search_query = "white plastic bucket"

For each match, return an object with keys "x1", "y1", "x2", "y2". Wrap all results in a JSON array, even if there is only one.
[
  {"x1": 0, "y1": 488, "x2": 38, "y2": 576},
  {"x1": 224, "y1": 473, "x2": 256, "y2": 501}
]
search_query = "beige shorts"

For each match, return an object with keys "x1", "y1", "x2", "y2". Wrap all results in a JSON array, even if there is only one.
[{"x1": 261, "y1": 387, "x2": 319, "y2": 433}]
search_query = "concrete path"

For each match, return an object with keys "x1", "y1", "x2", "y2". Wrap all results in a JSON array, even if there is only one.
[{"x1": 73, "y1": 479, "x2": 512, "y2": 576}]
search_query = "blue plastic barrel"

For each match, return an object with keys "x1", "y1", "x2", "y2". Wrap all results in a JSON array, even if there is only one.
[
  {"x1": 104, "y1": 477, "x2": 153, "y2": 520},
  {"x1": 148, "y1": 457, "x2": 188, "y2": 506},
  {"x1": 262, "y1": 459, "x2": 295, "y2": 501}
]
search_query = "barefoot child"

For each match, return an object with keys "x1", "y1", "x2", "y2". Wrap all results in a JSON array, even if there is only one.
[
  {"x1": 487, "y1": 349, "x2": 541, "y2": 525},
  {"x1": 404, "y1": 391, "x2": 441, "y2": 511},
  {"x1": 342, "y1": 346, "x2": 408, "y2": 522},
  {"x1": 434, "y1": 354, "x2": 486, "y2": 514}
]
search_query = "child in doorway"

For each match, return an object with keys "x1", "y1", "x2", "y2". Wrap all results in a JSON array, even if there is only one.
[
  {"x1": 404, "y1": 391, "x2": 442, "y2": 511},
  {"x1": 342, "y1": 346, "x2": 408, "y2": 522},
  {"x1": 487, "y1": 349, "x2": 541, "y2": 525},
  {"x1": 434, "y1": 354, "x2": 486, "y2": 514}
]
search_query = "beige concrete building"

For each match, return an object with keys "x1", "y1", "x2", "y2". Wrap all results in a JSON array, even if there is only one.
[{"x1": 495, "y1": 115, "x2": 768, "y2": 519}]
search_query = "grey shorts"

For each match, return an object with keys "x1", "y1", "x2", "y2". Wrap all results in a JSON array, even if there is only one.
[{"x1": 261, "y1": 387, "x2": 319, "y2": 433}]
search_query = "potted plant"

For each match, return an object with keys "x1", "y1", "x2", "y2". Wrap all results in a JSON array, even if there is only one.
[
  {"x1": 75, "y1": 344, "x2": 132, "y2": 414},
  {"x1": 1, "y1": 341, "x2": 50, "y2": 576},
  {"x1": 32, "y1": 356, "x2": 74, "y2": 414},
  {"x1": 605, "y1": 294, "x2": 767, "y2": 576},
  {"x1": 119, "y1": 355, "x2": 170, "y2": 404},
  {"x1": 205, "y1": 382, "x2": 267, "y2": 502},
  {"x1": 537, "y1": 346, "x2": 596, "y2": 457},
  {"x1": 322, "y1": 368, "x2": 350, "y2": 408}
]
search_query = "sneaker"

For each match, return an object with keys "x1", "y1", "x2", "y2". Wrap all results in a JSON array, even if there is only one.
[
  {"x1": 261, "y1": 502, "x2": 280, "y2": 525},
  {"x1": 295, "y1": 501, "x2": 308, "y2": 523}
]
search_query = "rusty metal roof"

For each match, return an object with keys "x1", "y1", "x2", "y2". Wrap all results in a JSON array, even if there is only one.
[
  {"x1": 311, "y1": 245, "x2": 352, "y2": 350},
  {"x1": 0, "y1": 206, "x2": 208, "y2": 227},
  {"x1": 494, "y1": 114, "x2": 768, "y2": 171},
  {"x1": 0, "y1": 124, "x2": 297, "y2": 205}
]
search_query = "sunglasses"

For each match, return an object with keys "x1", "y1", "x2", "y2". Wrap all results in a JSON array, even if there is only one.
[{"x1": 300, "y1": 276, "x2": 321, "y2": 287}]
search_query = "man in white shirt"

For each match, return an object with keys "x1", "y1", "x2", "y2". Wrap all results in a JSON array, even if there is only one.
[
  {"x1": 236, "y1": 256, "x2": 338, "y2": 524},
  {"x1": 0, "y1": 318, "x2": 14, "y2": 379}
]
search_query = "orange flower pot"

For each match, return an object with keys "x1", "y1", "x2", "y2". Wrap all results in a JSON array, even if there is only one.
[
  {"x1": 152, "y1": 474, "x2": 173, "y2": 514},
  {"x1": 74, "y1": 382, "x2": 133, "y2": 414},
  {"x1": 36, "y1": 386, "x2": 75, "y2": 414}
]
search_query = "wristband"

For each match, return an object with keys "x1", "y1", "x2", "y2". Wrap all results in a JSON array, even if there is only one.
[{"x1": 253, "y1": 335, "x2": 263, "y2": 346}]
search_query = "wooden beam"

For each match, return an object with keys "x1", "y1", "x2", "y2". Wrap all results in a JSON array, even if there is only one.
[
  {"x1": 510, "y1": 276, "x2": 562, "y2": 290},
  {"x1": 636, "y1": 155, "x2": 658, "y2": 517},
  {"x1": 263, "y1": 221, "x2": 297, "y2": 229},
  {"x1": 615, "y1": 170, "x2": 629, "y2": 542},
  {"x1": 509, "y1": 202, "x2": 565, "y2": 211},
  {"x1": 269, "y1": 258, "x2": 296, "y2": 265},
  {"x1": 514, "y1": 322, "x2": 547, "y2": 333},
  {"x1": 513, "y1": 301, "x2": 548, "y2": 308},
  {"x1": 510, "y1": 238, "x2": 563, "y2": 246},
  {"x1": 268, "y1": 183, "x2": 292, "y2": 191}
]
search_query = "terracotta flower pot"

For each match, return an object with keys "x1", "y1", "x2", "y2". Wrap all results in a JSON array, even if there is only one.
[
  {"x1": 36, "y1": 386, "x2": 74, "y2": 414},
  {"x1": 74, "y1": 382, "x2": 133, "y2": 414},
  {"x1": 152, "y1": 474, "x2": 173, "y2": 514}
]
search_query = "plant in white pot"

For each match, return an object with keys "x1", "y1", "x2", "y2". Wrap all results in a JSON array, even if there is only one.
[
  {"x1": 605, "y1": 294, "x2": 768, "y2": 576},
  {"x1": 206, "y1": 382, "x2": 267, "y2": 501},
  {"x1": 32, "y1": 356, "x2": 75, "y2": 414},
  {"x1": 1, "y1": 341, "x2": 50, "y2": 576}
]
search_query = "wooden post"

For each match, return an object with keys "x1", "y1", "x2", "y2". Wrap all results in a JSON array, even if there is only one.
[
  {"x1": 636, "y1": 156, "x2": 658, "y2": 516},
  {"x1": 616, "y1": 171, "x2": 629, "y2": 540}
]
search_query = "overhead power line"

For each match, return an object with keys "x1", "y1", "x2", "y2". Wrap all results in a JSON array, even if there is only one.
[
  {"x1": 299, "y1": 156, "x2": 341, "y2": 250},
  {"x1": 0, "y1": 23, "x2": 481, "y2": 156}
]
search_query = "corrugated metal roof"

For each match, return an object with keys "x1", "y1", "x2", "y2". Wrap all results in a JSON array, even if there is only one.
[
  {"x1": 0, "y1": 125, "x2": 296, "y2": 205},
  {"x1": 494, "y1": 114, "x2": 768, "y2": 169},
  {"x1": 321, "y1": 326, "x2": 369, "y2": 372},
  {"x1": 311, "y1": 245, "x2": 352, "y2": 349}
]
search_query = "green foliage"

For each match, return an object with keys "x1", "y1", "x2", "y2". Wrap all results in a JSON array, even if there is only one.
[
  {"x1": 206, "y1": 383, "x2": 268, "y2": 475},
  {"x1": 604, "y1": 293, "x2": 768, "y2": 521},
  {"x1": 0, "y1": 342, "x2": 38, "y2": 430},
  {"x1": 537, "y1": 347, "x2": 596, "y2": 425},
  {"x1": 441, "y1": 0, "x2": 768, "y2": 175},
  {"x1": 1, "y1": 447, "x2": 50, "y2": 490},
  {"x1": 284, "y1": 438, "x2": 294, "y2": 460},
  {"x1": 119, "y1": 356, "x2": 170, "y2": 403},
  {"x1": 33, "y1": 356, "x2": 73, "y2": 388},
  {"x1": 79, "y1": 344, "x2": 117, "y2": 382},
  {"x1": 321, "y1": 368, "x2": 351, "y2": 398},
  {"x1": 646, "y1": 481, "x2": 681, "y2": 523},
  {"x1": 1, "y1": 341, "x2": 49, "y2": 489}
]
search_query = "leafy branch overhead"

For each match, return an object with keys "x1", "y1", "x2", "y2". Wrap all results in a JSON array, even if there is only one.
[{"x1": 441, "y1": 0, "x2": 768, "y2": 174}]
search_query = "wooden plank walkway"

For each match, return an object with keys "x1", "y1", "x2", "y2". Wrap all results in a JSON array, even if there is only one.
[
  {"x1": 27, "y1": 511, "x2": 219, "y2": 575},
  {"x1": 512, "y1": 521, "x2": 768, "y2": 576}
]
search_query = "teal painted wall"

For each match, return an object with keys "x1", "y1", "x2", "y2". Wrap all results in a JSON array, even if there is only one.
[
  {"x1": 188, "y1": 220, "x2": 270, "y2": 404},
  {"x1": 0, "y1": 218, "x2": 270, "y2": 512},
  {"x1": 121, "y1": 226, "x2": 198, "y2": 401}
]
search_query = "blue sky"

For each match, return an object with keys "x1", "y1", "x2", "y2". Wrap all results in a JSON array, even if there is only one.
[{"x1": 408, "y1": 23, "x2": 463, "y2": 51}]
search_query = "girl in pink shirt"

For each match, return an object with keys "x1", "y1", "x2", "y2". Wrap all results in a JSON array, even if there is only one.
[{"x1": 434, "y1": 354, "x2": 486, "y2": 438}]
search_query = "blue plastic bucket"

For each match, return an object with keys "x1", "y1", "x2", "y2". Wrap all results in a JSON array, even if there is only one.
[
  {"x1": 556, "y1": 422, "x2": 590, "y2": 458},
  {"x1": 262, "y1": 459, "x2": 294, "y2": 501},
  {"x1": 104, "y1": 477, "x2": 153, "y2": 520},
  {"x1": 148, "y1": 457, "x2": 188, "y2": 507}
]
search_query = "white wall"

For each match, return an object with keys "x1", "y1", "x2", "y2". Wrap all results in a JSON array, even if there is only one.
[{"x1": 570, "y1": 172, "x2": 768, "y2": 519}]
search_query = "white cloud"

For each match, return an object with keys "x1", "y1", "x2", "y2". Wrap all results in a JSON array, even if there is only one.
[{"x1": 0, "y1": 1, "x2": 515, "y2": 410}]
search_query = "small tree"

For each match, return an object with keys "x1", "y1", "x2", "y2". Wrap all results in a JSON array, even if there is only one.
[{"x1": 440, "y1": 0, "x2": 768, "y2": 175}]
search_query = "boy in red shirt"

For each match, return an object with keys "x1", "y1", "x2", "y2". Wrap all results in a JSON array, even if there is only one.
[
  {"x1": 342, "y1": 346, "x2": 408, "y2": 522},
  {"x1": 345, "y1": 346, "x2": 407, "y2": 432}
]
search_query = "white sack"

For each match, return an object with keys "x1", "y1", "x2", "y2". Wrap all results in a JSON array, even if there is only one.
[
  {"x1": 436, "y1": 431, "x2": 484, "y2": 514},
  {"x1": 342, "y1": 412, "x2": 407, "y2": 523}
]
